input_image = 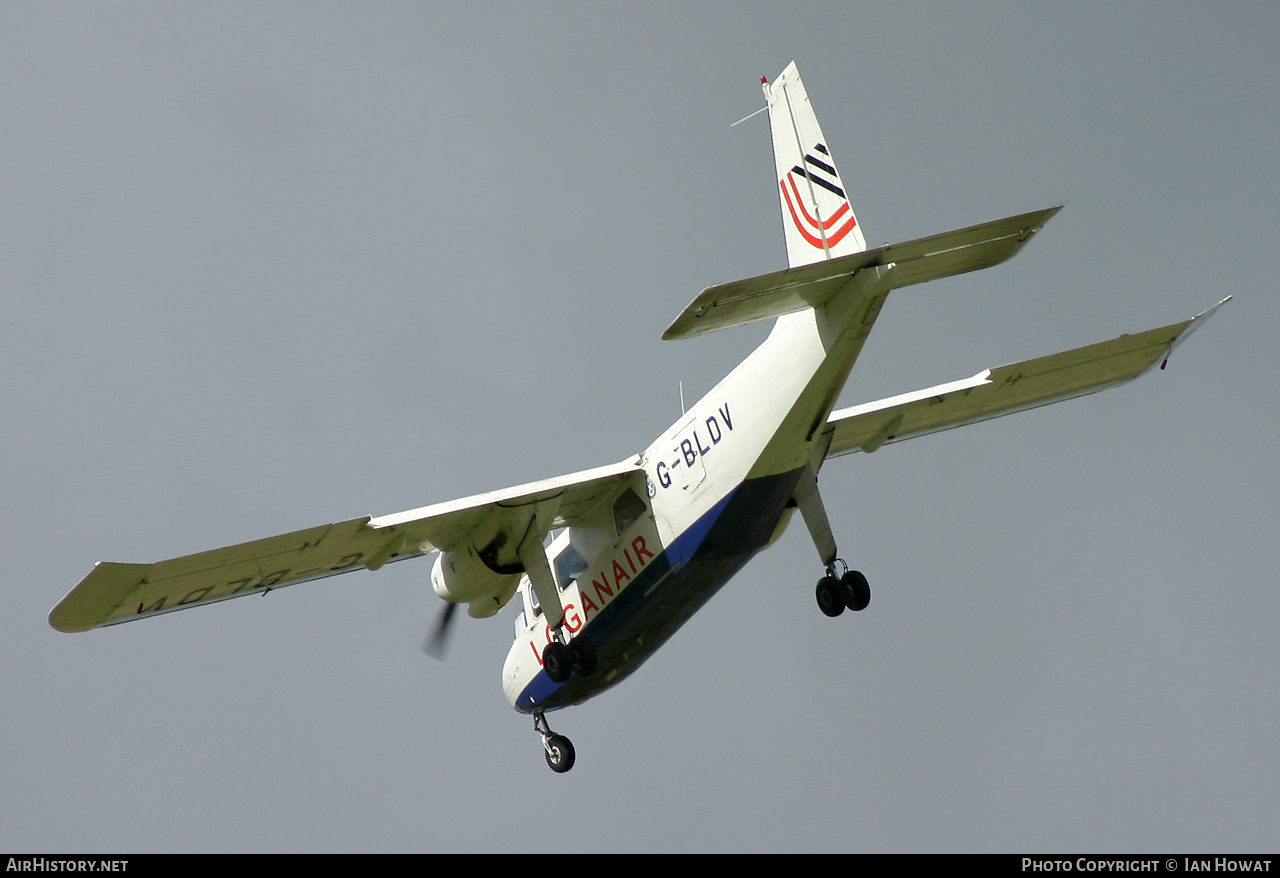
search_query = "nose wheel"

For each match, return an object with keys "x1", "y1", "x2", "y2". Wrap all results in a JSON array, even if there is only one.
[
  {"x1": 814, "y1": 562, "x2": 870, "y2": 617},
  {"x1": 533, "y1": 711, "x2": 576, "y2": 773}
]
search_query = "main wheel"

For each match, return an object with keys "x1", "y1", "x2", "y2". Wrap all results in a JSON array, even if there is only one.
[
  {"x1": 568, "y1": 637, "x2": 597, "y2": 677},
  {"x1": 544, "y1": 733, "x2": 576, "y2": 773},
  {"x1": 841, "y1": 570, "x2": 871, "y2": 612},
  {"x1": 543, "y1": 642, "x2": 572, "y2": 683},
  {"x1": 815, "y1": 576, "x2": 845, "y2": 617}
]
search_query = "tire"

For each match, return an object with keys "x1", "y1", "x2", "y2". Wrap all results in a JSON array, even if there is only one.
[
  {"x1": 568, "y1": 637, "x2": 597, "y2": 678},
  {"x1": 815, "y1": 576, "x2": 845, "y2": 617},
  {"x1": 543, "y1": 642, "x2": 572, "y2": 683},
  {"x1": 842, "y1": 570, "x2": 871, "y2": 612},
  {"x1": 544, "y1": 734, "x2": 576, "y2": 773}
]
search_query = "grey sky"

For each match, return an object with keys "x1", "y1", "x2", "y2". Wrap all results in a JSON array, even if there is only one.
[{"x1": 3, "y1": 3, "x2": 1276, "y2": 852}]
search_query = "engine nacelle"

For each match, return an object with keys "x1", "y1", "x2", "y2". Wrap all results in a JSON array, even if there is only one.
[{"x1": 431, "y1": 544, "x2": 521, "y2": 619}]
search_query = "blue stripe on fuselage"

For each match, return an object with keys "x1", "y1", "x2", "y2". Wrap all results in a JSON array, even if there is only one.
[{"x1": 514, "y1": 467, "x2": 803, "y2": 713}]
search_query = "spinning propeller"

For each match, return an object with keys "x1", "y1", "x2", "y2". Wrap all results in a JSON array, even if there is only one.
[{"x1": 423, "y1": 601, "x2": 458, "y2": 660}]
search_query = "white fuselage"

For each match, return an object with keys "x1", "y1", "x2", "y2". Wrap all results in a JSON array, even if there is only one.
[{"x1": 502, "y1": 267, "x2": 890, "y2": 712}]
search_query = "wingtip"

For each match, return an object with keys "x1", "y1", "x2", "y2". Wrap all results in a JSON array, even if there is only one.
[
  {"x1": 1189, "y1": 295, "x2": 1232, "y2": 325},
  {"x1": 48, "y1": 560, "x2": 149, "y2": 633},
  {"x1": 48, "y1": 605, "x2": 92, "y2": 633},
  {"x1": 1159, "y1": 295, "x2": 1232, "y2": 367},
  {"x1": 661, "y1": 320, "x2": 693, "y2": 342}
]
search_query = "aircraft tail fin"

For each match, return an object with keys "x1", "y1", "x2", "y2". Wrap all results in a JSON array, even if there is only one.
[{"x1": 765, "y1": 62, "x2": 867, "y2": 268}]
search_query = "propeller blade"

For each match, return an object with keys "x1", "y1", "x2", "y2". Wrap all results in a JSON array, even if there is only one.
[{"x1": 423, "y1": 601, "x2": 458, "y2": 661}]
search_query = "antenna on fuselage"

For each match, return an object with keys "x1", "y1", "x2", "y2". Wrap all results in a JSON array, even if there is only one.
[{"x1": 679, "y1": 380, "x2": 686, "y2": 415}]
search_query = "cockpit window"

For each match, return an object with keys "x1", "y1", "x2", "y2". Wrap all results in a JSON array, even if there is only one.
[{"x1": 612, "y1": 487, "x2": 646, "y2": 535}]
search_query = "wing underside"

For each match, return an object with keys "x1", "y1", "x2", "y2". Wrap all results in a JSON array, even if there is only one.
[
  {"x1": 50, "y1": 460, "x2": 645, "y2": 633},
  {"x1": 823, "y1": 298, "x2": 1229, "y2": 457}
]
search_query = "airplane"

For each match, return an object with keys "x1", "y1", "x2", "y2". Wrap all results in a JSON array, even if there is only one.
[{"x1": 50, "y1": 62, "x2": 1228, "y2": 773}]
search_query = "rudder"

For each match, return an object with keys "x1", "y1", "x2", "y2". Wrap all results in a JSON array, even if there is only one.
[{"x1": 765, "y1": 62, "x2": 867, "y2": 268}]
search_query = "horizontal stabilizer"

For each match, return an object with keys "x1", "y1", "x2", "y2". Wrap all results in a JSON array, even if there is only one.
[
  {"x1": 823, "y1": 297, "x2": 1230, "y2": 457},
  {"x1": 664, "y1": 205, "x2": 1061, "y2": 340}
]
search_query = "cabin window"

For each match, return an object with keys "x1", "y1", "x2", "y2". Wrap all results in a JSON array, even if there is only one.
[
  {"x1": 554, "y1": 544, "x2": 588, "y2": 591},
  {"x1": 612, "y1": 487, "x2": 646, "y2": 535}
]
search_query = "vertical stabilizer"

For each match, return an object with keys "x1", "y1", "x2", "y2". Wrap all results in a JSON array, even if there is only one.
[{"x1": 765, "y1": 62, "x2": 866, "y2": 268}]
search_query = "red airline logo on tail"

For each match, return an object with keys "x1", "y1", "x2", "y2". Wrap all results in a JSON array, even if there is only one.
[{"x1": 779, "y1": 143, "x2": 857, "y2": 250}]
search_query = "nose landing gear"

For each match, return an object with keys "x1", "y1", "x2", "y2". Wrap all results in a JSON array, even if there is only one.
[
  {"x1": 534, "y1": 635, "x2": 596, "y2": 772},
  {"x1": 534, "y1": 710, "x2": 575, "y2": 773}
]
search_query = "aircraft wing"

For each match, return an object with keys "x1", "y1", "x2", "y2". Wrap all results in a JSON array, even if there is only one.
[
  {"x1": 663, "y1": 206, "x2": 1062, "y2": 340},
  {"x1": 823, "y1": 297, "x2": 1230, "y2": 457},
  {"x1": 49, "y1": 460, "x2": 645, "y2": 633}
]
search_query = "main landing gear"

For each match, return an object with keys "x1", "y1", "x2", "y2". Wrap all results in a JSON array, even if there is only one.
[
  {"x1": 542, "y1": 635, "x2": 598, "y2": 684},
  {"x1": 815, "y1": 561, "x2": 870, "y2": 617},
  {"x1": 533, "y1": 710, "x2": 575, "y2": 773},
  {"x1": 793, "y1": 468, "x2": 871, "y2": 619}
]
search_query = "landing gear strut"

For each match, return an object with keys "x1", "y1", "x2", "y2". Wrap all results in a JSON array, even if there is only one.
[{"x1": 533, "y1": 710, "x2": 575, "y2": 773}]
